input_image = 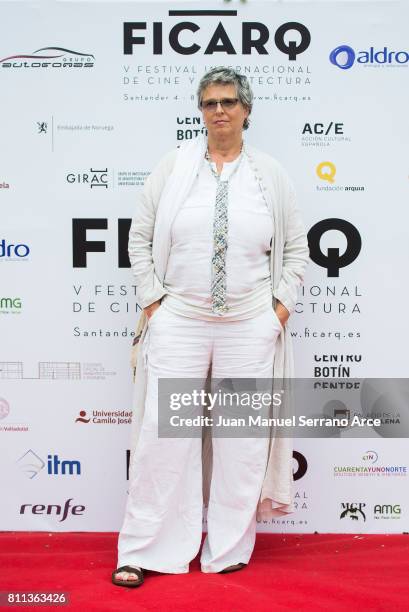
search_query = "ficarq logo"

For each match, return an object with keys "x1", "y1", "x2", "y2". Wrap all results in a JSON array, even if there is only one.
[{"x1": 330, "y1": 44, "x2": 409, "y2": 69}]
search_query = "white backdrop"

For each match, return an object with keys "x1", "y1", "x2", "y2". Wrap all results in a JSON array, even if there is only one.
[{"x1": 1, "y1": 0, "x2": 408, "y2": 533}]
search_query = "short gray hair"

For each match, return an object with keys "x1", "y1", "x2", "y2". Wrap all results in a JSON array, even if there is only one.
[{"x1": 197, "y1": 67, "x2": 253, "y2": 130}]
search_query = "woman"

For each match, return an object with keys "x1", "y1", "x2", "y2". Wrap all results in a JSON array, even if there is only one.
[{"x1": 112, "y1": 67, "x2": 310, "y2": 587}]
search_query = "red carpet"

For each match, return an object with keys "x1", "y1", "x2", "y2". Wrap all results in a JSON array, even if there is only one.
[{"x1": 1, "y1": 532, "x2": 408, "y2": 611}]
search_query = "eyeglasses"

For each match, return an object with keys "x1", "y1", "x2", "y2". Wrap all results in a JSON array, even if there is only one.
[{"x1": 200, "y1": 98, "x2": 239, "y2": 112}]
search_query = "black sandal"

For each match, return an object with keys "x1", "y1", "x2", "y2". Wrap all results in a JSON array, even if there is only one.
[
  {"x1": 218, "y1": 563, "x2": 247, "y2": 574},
  {"x1": 112, "y1": 565, "x2": 144, "y2": 588}
]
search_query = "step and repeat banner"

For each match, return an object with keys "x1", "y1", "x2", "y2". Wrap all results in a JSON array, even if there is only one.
[{"x1": 1, "y1": 1, "x2": 408, "y2": 533}]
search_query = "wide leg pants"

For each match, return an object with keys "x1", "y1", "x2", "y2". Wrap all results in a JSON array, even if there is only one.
[{"x1": 117, "y1": 304, "x2": 281, "y2": 573}]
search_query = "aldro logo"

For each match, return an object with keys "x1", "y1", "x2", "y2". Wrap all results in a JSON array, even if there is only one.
[
  {"x1": 330, "y1": 44, "x2": 409, "y2": 69},
  {"x1": 124, "y1": 11, "x2": 310, "y2": 59}
]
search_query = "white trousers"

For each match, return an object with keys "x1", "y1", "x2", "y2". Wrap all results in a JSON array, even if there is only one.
[{"x1": 117, "y1": 304, "x2": 281, "y2": 573}]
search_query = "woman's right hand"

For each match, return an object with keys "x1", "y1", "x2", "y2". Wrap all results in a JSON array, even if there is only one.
[{"x1": 144, "y1": 299, "x2": 162, "y2": 320}]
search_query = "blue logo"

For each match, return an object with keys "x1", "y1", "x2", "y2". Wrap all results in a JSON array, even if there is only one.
[
  {"x1": 17, "y1": 450, "x2": 81, "y2": 478},
  {"x1": 0, "y1": 239, "x2": 30, "y2": 258},
  {"x1": 329, "y1": 45, "x2": 356, "y2": 69},
  {"x1": 330, "y1": 44, "x2": 409, "y2": 69}
]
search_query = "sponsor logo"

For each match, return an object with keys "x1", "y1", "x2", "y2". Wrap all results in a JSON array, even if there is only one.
[
  {"x1": 0, "y1": 397, "x2": 29, "y2": 432},
  {"x1": 334, "y1": 408, "x2": 350, "y2": 425},
  {"x1": 66, "y1": 168, "x2": 109, "y2": 188},
  {"x1": 0, "y1": 297, "x2": 22, "y2": 313},
  {"x1": 330, "y1": 44, "x2": 409, "y2": 69},
  {"x1": 177, "y1": 116, "x2": 207, "y2": 141},
  {"x1": 0, "y1": 46, "x2": 95, "y2": 69},
  {"x1": 315, "y1": 162, "x2": 365, "y2": 192},
  {"x1": 301, "y1": 122, "x2": 351, "y2": 147},
  {"x1": 313, "y1": 354, "x2": 362, "y2": 378},
  {"x1": 316, "y1": 161, "x2": 336, "y2": 183},
  {"x1": 0, "y1": 398, "x2": 10, "y2": 419},
  {"x1": 334, "y1": 451, "x2": 407, "y2": 477},
  {"x1": 37, "y1": 121, "x2": 48, "y2": 134},
  {"x1": 0, "y1": 239, "x2": 30, "y2": 261},
  {"x1": 362, "y1": 450, "x2": 378, "y2": 463},
  {"x1": 0, "y1": 361, "x2": 116, "y2": 380},
  {"x1": 340, "y1": 502, "x2": 366, "y2": 521},
  {"x1": 66, "y1": 167, "x2": 146, "y2": 188},
  {"x1": 75, "y1": 409, "x2": 131, "y2": 425},
  {"x1": 19, "y1": 498, "x2": 85, "y2": 522},
  {"x1": 17, "y1": 450, "x2": 81, "y2": 478},
  {"x1": 373, "y1": 504, "x2": 401, "y2": 519}
]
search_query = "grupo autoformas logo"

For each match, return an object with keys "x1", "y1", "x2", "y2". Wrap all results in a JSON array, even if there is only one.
[
  {"x1": 330, "y1": 44, "x2": 409, "y2": 69},
  {"x1": 0, "y1": 46, "x2": 95, "y2": 69}
]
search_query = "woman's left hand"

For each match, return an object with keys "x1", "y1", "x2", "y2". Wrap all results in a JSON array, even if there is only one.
[{"x1": 275, "y1": 301, "x2": 290, "y2": 328}]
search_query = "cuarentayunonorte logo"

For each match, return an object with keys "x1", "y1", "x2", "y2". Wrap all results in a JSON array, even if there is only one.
[{"x1": 329, "y1": 44, "x2": 409, "y2": 69}]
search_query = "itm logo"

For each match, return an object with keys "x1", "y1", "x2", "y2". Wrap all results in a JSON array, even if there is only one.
[
  {"x1": 307, "y1": 219, "x2": 362, "y2": 277},
  {"x1": 124, "y1": 11, "x2": 310, "y2": 58},
  {"x1": 330, "y1": 44, "x2": 409, "y2": 69},
  {"x1": 17, "y1": 450, "x2": 81, "y2": 479},
  {"x1": 316, "y1": 161, "x2": 336, "y2": 183},
  {"x1": 340, "y1": 502, "x2": 366, "y2": 522},
  {"x1": 362, "y1": 450, "x2": 378, "y2": 464},
  {"x1": 66, "y1": 169, "x2": 109, "y2": 189},
  {"x1": 0, "y1": 239, "x2": 30, "y2": 260}
]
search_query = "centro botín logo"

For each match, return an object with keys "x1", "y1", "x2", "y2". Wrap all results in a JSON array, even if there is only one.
[{"x1": 330, "y1": 44, "x2": 409, "y2": 69}]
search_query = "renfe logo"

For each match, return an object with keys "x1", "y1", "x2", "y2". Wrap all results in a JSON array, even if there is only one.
[
  {"x1": 330, "y1": 44, "x2": 409, "y2": 69},
  {"x1": 20, "y1": 498, "x2": 85, "y2": 522}
]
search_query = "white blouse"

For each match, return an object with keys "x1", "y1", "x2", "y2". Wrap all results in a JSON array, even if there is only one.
[{"x1": 161, "y1": 151, "x2": 274, "y2": 321}]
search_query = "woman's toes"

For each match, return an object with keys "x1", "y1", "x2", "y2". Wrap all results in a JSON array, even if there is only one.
[{"x1": 117, "y1": 569, "x2": 141, "y2": 581}]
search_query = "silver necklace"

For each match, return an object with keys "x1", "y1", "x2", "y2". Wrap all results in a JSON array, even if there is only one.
[{"x1": 205, "y1": 142, "x2": 245, "y2": 182}]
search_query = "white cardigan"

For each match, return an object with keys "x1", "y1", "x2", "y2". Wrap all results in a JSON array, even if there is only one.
[{"x1": 128, "y1": 134, "x2": 310, "y2": 519}]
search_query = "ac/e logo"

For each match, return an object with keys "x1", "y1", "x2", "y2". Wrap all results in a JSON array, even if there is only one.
[{"x1": 302, "y1": 122, "x2": 344, "y2": 135}]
